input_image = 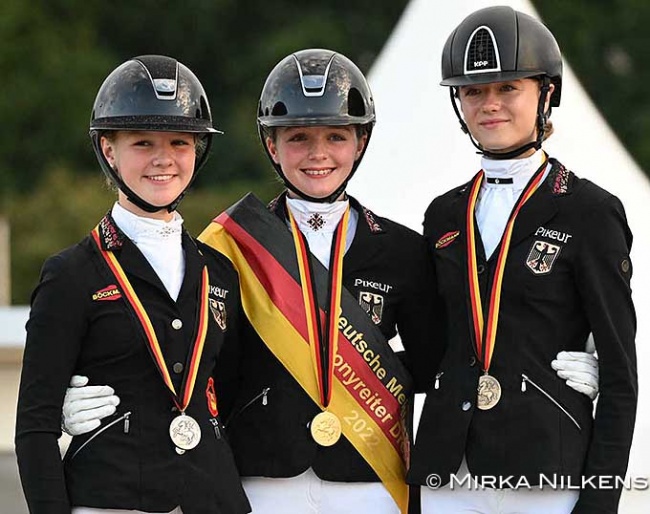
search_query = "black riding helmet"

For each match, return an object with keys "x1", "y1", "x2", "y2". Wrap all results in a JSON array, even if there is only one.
[
  {"x1": 89, "y1": 55, "x2": 220, "y2": 213},
  {"x1": 441, "y1": 6, "x2": 563, "y2": 159},
  {"x1": 257, "y1": 48, "x2": 376, "y2": 203}
]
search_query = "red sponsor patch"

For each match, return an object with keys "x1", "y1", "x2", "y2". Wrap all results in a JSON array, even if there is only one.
[
  {"x1": 92, "y1": 284, "x2": 122, "y2": 301},
  {"x1": 435, "y1": 230, "x2": 460, "y2": 249},
  {"x1": 206, "y1": 377, "x2": 218, "y2": 417}
]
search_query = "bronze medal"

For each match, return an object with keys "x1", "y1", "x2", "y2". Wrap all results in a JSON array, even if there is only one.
[
  {"x1": 310, "y1": 411, "x2": 342, "y2": 447},
  {"x1": 465, "y1": 161, "x2": 548, "y2": 411},
  {"x1": 477, "y1": 374, "x2": 502, "y2": 410},
  {"x1": 169, "y1": 413, "x2": 202, "y2": 451}
]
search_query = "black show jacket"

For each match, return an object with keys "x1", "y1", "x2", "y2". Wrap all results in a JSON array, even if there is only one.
[
  {"x1": 16, "y1": 215, "x2": 250, "y2": 514},
  {"x1": 408, "y1": 159, "x2": 637, "y2": 514},
  {"x1": 216, "y1": 195, "x2": 445, "y2": 482}
]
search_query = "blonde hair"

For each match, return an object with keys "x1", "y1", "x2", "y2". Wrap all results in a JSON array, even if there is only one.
[{"x1": 542, "y1": 118, "x2": 554, "y2": 140}]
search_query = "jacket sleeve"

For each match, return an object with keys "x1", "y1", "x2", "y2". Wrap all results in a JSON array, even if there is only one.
[
  {"x1": 571, "y1": 194, "x2": 637, "y2": 514},
  {"x1": 15, "y1": 254, "x2": 87, "y2": 514},
  {"x1": 396, "y1": 234, "x2": 447, "y2": 393}
]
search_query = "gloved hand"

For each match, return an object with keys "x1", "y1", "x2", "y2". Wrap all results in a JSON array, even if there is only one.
[
  {"x1": 62, "y1": 375, "x2": 121, "y2": 436},
  {"x1": 551, "y1": 351, "x2": 599, "y2": 400}
]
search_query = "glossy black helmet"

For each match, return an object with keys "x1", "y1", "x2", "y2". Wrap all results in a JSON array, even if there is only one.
[
  {"x1": 257, "y1": 48, "x2": 376, "y2": 203},
  {"x1": 89, "y1": 55, "x2": 220, "y2": 213},
  {"x1": 441, "y1": 6, "x2": 562, "y2": 107}
]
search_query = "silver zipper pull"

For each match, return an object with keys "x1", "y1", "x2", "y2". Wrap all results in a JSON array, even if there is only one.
[
  {"x1": 434, "y1": 372, "x2": 444, "y2": 390},
  {"x1": 521, "y1": 375, "x2": 527, "y2": 392},
  {"x1": 262, "y1": 387, "x2": 270, "y2": 406},
  {"x1": 209, "y1": 418, "x2": 221, "y2": 439},
  {"x1": 124, "y1": 413, "x2": 131, "y2": 434}
]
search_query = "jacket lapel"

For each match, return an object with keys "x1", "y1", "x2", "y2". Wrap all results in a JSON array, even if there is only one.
[
  {"x1": 118, "y1": 238, "x2": 169, "y2": 294},
  {"x1": 508, "y1": 158, "x2": 573, "y2": 250},
  {"x1": 177, "y1": 231, "x2": 203, "y2": 302},
  {"x1": 96, "y1": 212, "x2": 199, "y2": 301},
  {"x1": 268, "y1": 192, "x2": 388, "y2": 270},
  {"x1": 343, "y1": 196, "x2": 387, "y2": 271},
  {"x1": 454, "y1": 176, "x2": 486, "y2": 263},
  {"x1": 96, "y1": 213, "x2": 169, "y2": 295}
]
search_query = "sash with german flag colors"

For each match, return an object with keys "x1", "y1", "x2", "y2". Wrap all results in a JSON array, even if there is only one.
[{"x1": 199, "y1": 193, "x2": 413, "y2": 513}]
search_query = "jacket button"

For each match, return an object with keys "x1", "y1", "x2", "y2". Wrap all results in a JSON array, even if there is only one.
[
  {"x1": 477, "y1": 264, "x2": 486, "y2": 274},
  {"x1": 461, "y1": 401, "x2": 472, "y2": 411},
  {"x1": 621, "y1": 259, "x2": 630, "y2": 273},
  {"x1": 173, "y1": 362, "x2": 184, "y2": 374},
  {"x1": 469, "y1": 356, "x2": 477, "y2": 367},
  {"x1": 171, "y1": 319, "x2": 183, "y2": 330},
  {"x1": 171, "y1": 406, "x2": 178, "y2": 413}
]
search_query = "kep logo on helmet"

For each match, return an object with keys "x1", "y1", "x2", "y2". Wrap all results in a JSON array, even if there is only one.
[
  {"x1": 464, "y1": 26, "x2": 501, "y2": 75},
  {"x1": 440, "y1": 6, "x2": 563, "y2": 159},
  {"x1": 441, "y1": 6, "x2": 562, "y2": 107}
]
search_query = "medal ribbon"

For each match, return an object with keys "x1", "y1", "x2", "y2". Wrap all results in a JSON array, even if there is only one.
[
  {"x1": 288, "y1": 206, "x2": 350, "y2": 408},
  {"x1": 466, "y1": 158, "x2": 548, "y2": 371},
  {"x1": 91, "y1": 226, "x2": 209, "y2": 412},
  {"x1": 199, "y1": 194, "x2": 411, "y2": 512}
]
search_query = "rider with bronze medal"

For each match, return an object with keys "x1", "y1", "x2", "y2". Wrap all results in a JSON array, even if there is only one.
[{"x1": 409, "y1": 7, "x2": 636, "y2": 514}]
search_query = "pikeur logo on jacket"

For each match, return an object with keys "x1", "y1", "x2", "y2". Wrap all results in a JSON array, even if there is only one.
[
  {"x1": 16, "y1": 213, "x2": 251, "y2": 514},
  {"x1": 410, "y1": 159, "x2": 637, "y2": 514},
  {"x1": 211, "y1": 193, "x2": 445, "y2": 491}
]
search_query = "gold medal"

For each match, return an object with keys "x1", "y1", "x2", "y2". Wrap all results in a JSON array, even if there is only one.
[
  {"x1": 477, "y1": 373, "x2": 502, "y2": 410},
  {"x1": 310, "y1": 411, "x2": 342, "y2": 447},
  {"x1": 169, "y1": 413, "x2": 202, "y2": 451}
]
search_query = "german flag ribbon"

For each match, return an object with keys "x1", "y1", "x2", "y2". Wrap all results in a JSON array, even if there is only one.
[
  {"x1": 91, "y1": 225, "x2": 209, "y2": 412},
  {"x1": 466, "y1": 157, "x2": 548, "y2": 371},
  {"x1": 199, "y1": 193, "x2": 412, "y2": 513},
  {"x1": 287, "y1": 206, "x2": 349, "y2": 408}
]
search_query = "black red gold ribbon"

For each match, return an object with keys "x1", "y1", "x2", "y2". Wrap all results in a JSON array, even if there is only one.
[
  {"x1": 91, "y1": 226, "x2": 209, "y2": 412},
  {"x1": 288, "y1": 206, "x2": 350, "y2": 408},
  {"x1": 466, "y1": 158, "x2": 548, "y2": 372},
  {"x1": 199, "y1": 194, "x2": 411, "y2": 512}
]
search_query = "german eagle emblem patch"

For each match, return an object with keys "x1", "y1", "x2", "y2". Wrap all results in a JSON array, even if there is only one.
[
  {"x1": 209, "y1": 299, "x2": 227, "y2": 331},
  {"x1": 526, "y1": 240, "x2": 561, "y2": 275},
  {"x1": 359, "y1": 291, "x2": 384, "y2": 325}
]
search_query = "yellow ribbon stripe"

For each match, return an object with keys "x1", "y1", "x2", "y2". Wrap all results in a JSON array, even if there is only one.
[{"x1": 199, "y1": 222, "x2": 408, "y2": 513}]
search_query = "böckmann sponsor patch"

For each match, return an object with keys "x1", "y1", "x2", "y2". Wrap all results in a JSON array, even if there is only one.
[
  {"x1": 435, "y1": 230, "x2": 460, "y2": 249},
  {"x1": 92, "y1": 284, "x2": 122, "y2": 301}
]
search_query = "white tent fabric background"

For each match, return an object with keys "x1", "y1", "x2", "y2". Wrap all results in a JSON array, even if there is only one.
[{"x1": 349, "y1": 0, "x2": 650, "y2": 510}]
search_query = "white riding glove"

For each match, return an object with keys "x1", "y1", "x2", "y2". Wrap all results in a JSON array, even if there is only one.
[
  {"x1": 551, "y1": 351, "x2": 599, "y2": 400},
  {"x1": 62, "y1": 375, "x2": 121, "y2": 436}
]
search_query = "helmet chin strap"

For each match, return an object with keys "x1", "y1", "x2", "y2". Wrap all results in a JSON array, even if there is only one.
[
  {"x1": 282, "y1": 175, "x2": 349, "y2": 204},
  {"x1": 90, "y1": 131, "x2": 212, "y2": 213},
  {"x1": 449, "y1": 79, "x2": 551, "y2": 160}
]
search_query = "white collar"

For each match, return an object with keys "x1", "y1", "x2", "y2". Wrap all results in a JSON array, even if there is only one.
[
  {"x1": 111, "y1": 202, "x2": 184, "y2": 244},
  {"x1": 286, "y1": 197, "x2": 349, "y2": 234},
  {"x1": 481, "y1": 150, "x2": 545, "y2": 191}
]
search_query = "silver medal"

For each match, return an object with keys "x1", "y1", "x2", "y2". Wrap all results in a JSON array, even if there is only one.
[{"x1": 169, "y1": 413, "x2": 202, "y2": 451}]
